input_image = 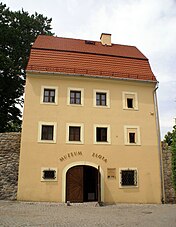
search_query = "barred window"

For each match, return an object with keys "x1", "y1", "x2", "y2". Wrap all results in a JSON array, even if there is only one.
[
  {"x1": 43, "y1": 170, "x2": 56, "y2": 179},
  {"x1": 120, "y1": 169, "x2": 137, "y2": 186}
]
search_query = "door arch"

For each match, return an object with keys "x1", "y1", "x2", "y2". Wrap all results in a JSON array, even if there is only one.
[{"x1": 62, "y1": 161, "x2": 104, "y2": 202}]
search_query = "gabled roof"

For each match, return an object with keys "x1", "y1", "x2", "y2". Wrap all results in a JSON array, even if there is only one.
[{"x1": 27, "y1": 35, "x2": 156, "y2": 82}]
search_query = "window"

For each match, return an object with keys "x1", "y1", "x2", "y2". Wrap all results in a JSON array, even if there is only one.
[
  {"x1": 43, "y1": 89, "x2": 55, "y2": 103},
  {"x1": 124, "y1": 126, "x2": 141, "y2": 145},
  {"x1": 69, "y1": 126, "x2": 80, "y2": 141},
  {"x1": 93, "y1": 89, "x2": 110, "y2": 108},
  {"x1": 41, "y1": 125, "x2": 54, "y2": 140},
  {"x1": 96, "y1": 127, "x2": 107, "y2": 142},
  {"x1": 129, "y1": 132, "x2": 135, "y2": 143},
  {"x1": 119, "y1": 168, "x2": 138, "y2": 187},
  {"x1": 41, "y1": 168, "x2": 57, "y2": 181},
  {"x1": 67, "y1": 88, "x2": 84, "y2": 106},
  {"x1": 66, "y1": 123, "x2": 84, "y2": 144},
  {"x1": 70, "y1": 91, "x2": 81, "y2": 104},
  {"x1": 122, "y1": 92, "x2": 138, "y2": 110},
  {"x1": 38, "y1": 122, "x2": 57, "y2": 143},
  {"x1": 96, "y1": 93, "x2": 106, "y2": 106},
  {"x1": 94, "y1": 124, "x2": 111, "y2": 144},
  {"x1": 41, "y1": 86, "x2": 58, "y2": 105}
]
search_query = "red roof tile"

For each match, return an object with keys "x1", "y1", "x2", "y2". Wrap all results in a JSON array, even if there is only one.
[{"x1": 27, "y1": 35, "x2": 156, "y2": 82}]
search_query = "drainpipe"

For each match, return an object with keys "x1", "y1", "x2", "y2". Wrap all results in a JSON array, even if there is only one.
[{"x1": 153, "y1": 83, "x2": 165, "y2": 203}]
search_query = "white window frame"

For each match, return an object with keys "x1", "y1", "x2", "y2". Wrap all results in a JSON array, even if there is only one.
[
  {"x1": 38, "y1": 122, "x2": 57, "y2": 143},
  {"x1": 67, "y1": 87, "x2": 84, "y2": 106},
  {"x1": 66, "y1": 123, "x2": 84, "y2": 144},
  {"x1": 94, "y1": 124, "x2": 111, "y2": 144},
  {"x1": 122, "y1": 92, "x2": 138, "y2": 110},
  {"x1": 93, "y1": 89, "x2": 110, "y2": 108},
  {"x1": 41, "y1": 167, "x2": 58, "y2": 182},
  {"x1": 119, "y1": 168, "x2": 138, "y2": 188},
  {"x1": 124, "y1": 125, "x2": 141, "y2": 146},
  {"x1": 40, "y1": 86, "x2": 58, "y2": 105}
]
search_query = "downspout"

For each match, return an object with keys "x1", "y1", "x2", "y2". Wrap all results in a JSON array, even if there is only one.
[{"x1": 154, "y1": 82, "x2": 165, "y2": 203}]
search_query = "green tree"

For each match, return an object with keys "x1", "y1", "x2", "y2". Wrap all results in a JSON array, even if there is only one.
[
  {"x1": 164, "y1": 125, "x2": 176, "y2": 191},
  {"x1": 0, "y1": 3, "x2": 53, "y2": 132}
]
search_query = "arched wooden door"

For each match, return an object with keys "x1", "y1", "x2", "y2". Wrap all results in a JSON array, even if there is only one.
[{"x1": 66, "y1": 165, "x2": 98, "y2": 203}]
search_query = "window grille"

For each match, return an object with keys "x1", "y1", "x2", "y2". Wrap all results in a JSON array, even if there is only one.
[
  {"x1": 43, "y1": 170, "x2": 56, "y2": 179},
  {"x1": 120, "y1": 170, "x2": 137, "y2": 186}
]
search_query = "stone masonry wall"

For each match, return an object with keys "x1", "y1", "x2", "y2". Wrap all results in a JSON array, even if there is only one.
[
  {"x1": 0, "y1": 132, "x2": 21, "y2": 200},
  {"x1": 162, "y1": 143, "x2": 176, "y2": 203}
]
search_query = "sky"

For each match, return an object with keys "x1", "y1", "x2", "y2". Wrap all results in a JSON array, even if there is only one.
[{"x1": 2, "y1": 0, "x2": 176, "y2": 138}]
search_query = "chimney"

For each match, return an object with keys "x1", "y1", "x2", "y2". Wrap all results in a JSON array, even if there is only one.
[{"x1": 100, "y1": 33, "x2": 112, "y2": 46}]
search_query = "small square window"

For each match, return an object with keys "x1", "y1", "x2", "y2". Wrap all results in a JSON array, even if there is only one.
[
  {"x1": 96, "y1": 127, "x2": 107, "y2": 142},
  {"x1": 93, "y1": 89, "x2": 110, "y2": 108},
  {"x1": 69, "y1": 126, "x2": 81, "y2": 141},
  {"x1": 41, "y1": 125, "x2": 54, "y2": 140},
  {"x1": 43, "y1": 170, "x2": 56, "y2": 179},
  {"x1": 41, "y1": 168, "x2": 57, "y2": 181},
  {"x1": 96, "y1": 93, "x2": 106, "y2": 106},
  {"x1": 127, "y1": 98, "x2": 133, "y2": 108},
  {"x1": 124, "y1": 126, "x2": 141, "y2": 146},
  {"x1": 70, "y1": 90, "x2": 81, "y2": 104},
  {"x1": 41, "y1": 86, "x2": 58, "y2": 105},
  {"x1": 38, "y1": 122, "x2": 57, "y2": 143},
  {"x1": 122, "y1": 92, "x2": 138, "y2": 110},
  {"x1": 120, "y1": 169, "x2": 137, "y2": 186},
  {"x1": 43, "y1": 89, "x2": 55, "y2": 103}
]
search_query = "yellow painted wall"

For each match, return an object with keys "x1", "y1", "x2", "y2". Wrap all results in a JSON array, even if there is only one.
[{"x1": 17, "y1": 73, "x2": 162, "y2": 203}]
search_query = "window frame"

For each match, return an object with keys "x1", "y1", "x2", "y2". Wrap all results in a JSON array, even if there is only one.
[
  {"x1": 67, "y1": 87, "x2": 84, "y2": 106},
  {"x1": 94, "y1": 124, "x2": 111, "y2": 144},
  {"x1": 41, "y1": 167, "x2": 57, "y2": 182},
  {"x1": 40, "y1": 86, "x2": 58, "y2": 105},
  {"x1": 119, "y1": 168, "x2": 138, "y2": 188},
  {"x1": 38, "y1": 122, "x2": 57, "y2": 143},
  {"x1": 122, "y1": 92, "x2": 138, "y2": 110},
  {"x1": 124, "y1": 125, "x2": 141, "y2": 146},
  {"x1": 93, "y1": 89, "x2": 110, "y2": 108},
  {"x1": 66, "y1": 123, "x2": 84, "y2": 144}
]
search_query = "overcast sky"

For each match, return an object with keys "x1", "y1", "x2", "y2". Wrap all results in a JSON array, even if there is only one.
[{"x1": 2, "y1": 0, "x2": 176, "y2": 138}]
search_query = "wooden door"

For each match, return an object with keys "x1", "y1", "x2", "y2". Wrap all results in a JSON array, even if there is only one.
[{"x1": 66, "y1": 166, "x2": 83, "y2": 202}]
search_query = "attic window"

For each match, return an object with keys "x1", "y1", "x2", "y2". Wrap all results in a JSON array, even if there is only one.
[{"x1": 85, "y1": 40, "x2": 95, "y2": 45}]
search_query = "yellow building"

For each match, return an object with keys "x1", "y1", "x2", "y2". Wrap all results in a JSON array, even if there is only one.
[{"x1": 17, "y1": 33, "x2": 164, "y2": 203}]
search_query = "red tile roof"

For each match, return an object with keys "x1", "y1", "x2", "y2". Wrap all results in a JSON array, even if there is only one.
[{"x1": 27, "y1": 35, "x2": 156, "y2": 82}]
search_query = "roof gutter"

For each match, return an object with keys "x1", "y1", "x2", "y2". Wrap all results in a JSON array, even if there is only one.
[
  {"x1": 153, "y1": 83, "x2": 165, "y2": 203},
  {"x1": 26, "y1": 70, "x2": 157, "y2": 84}
]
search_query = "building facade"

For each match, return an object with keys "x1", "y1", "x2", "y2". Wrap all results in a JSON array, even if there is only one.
[{"x1": 17, "y1": 34, "x2": 163, "y2": 203}]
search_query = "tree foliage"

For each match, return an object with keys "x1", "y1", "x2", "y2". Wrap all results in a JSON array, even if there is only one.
[
  {"x1": 0, "y1": 2, "x2": 53, "y2": 132},
  {"x1": 164, "y1": 125, "x2": 176, "y2": 191}
]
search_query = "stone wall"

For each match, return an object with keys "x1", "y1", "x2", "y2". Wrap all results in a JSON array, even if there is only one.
[
  {"x1": 162, "y1": 143, "x2": 176, "y2": 203},
  {"x1": 0, "y1": 132, "x2": 21, "y2": 200}
]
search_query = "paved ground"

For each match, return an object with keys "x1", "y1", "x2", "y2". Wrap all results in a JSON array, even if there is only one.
[{"x1": 0, "y1": 200, "x2": 176, "y2": 227}]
